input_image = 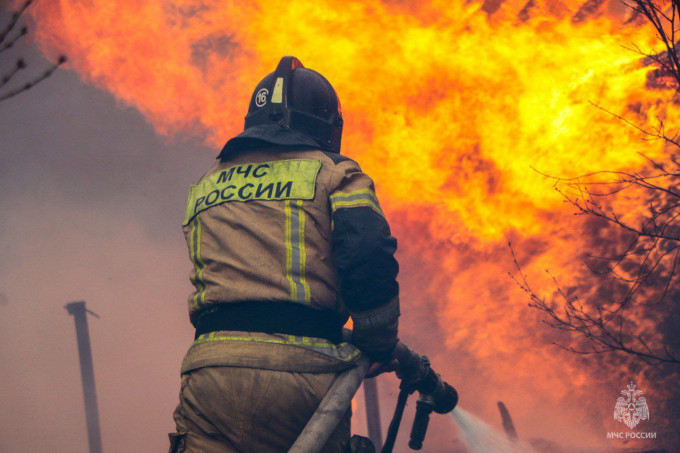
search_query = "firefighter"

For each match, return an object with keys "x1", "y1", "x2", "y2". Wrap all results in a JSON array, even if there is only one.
[{"x1": 169, "y1": 57, "x2": 400, "y2": 453}]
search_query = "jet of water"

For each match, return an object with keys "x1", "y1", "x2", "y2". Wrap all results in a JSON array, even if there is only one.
[{"x1": 451, "y1": 407, "x2": 536, "y2": 453}]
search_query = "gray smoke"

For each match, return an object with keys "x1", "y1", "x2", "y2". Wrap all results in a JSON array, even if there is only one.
[{"x1": 0, "y1": 36, "x2": 215, "y2": 451}]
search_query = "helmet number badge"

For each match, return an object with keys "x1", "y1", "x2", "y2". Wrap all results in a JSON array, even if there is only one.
[{"x1": 255, "y1": 88, "x2": 269, "y2": 107}]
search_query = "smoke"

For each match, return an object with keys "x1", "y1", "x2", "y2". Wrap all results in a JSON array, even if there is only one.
[
  {"x1": 0, "y1": 36, "x2": 213, "y2": 450},
  {"x1": 2, "y1": 0, "x2": 678, "y2": 451}
]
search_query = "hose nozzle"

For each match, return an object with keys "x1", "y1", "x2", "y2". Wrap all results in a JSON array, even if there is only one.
[
  {"x1": 381, "y1": 341, "x2": 458, "y2": 453},
  {"x1": 392, "y1": 342, "x2": 458, "y2": 413}
]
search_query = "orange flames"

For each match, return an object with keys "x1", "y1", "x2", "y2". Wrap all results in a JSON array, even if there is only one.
[{"x1": 27, "y1": 0, "x2": 678, "y2": 447}]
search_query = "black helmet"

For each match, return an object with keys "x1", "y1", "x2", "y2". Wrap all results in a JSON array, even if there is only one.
[{"x1": 222, "y1": 57, "x2": 343, "y2": 156}]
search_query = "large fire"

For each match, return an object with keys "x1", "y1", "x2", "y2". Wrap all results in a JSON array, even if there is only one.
[{"x1": 26, "y1": 0, "x2": 679, "y2": 449}]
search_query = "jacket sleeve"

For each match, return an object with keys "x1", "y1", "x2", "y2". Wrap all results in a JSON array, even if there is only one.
[{"x1": 328, "y1": 158, "x2": 400, "y2": 362}]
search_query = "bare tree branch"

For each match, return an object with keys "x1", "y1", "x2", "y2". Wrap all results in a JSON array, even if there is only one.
[
  {"x1": 510, "y1": 3, "x2": 680, "y2": 363},
  {"x1": 510, "y1": 242, "x2": 680, "y2": 365},
  {"x1": 0, "y1": 0, "x2": 67, "y2": 103},
  {"x1": 0, "y1": 0, "x2": 32, "y2": 46},
  {"x1": 0, "y1": 55, "x2": 66, "y2": 102},
  {"x1": 0, "y1": 25, "x2": 27, "y2": 54}
]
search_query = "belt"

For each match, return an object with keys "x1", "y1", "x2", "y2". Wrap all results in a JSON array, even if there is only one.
[{"x1": 194, "y1": 301, "x2": 344, "y2": 344}]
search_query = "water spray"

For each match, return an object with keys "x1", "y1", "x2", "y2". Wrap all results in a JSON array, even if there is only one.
[
  {"x1": 290, "y1": 338, "x2": 533, "y2": 453},
  {"x1": 385, "y1": 343, "x2": 534, "y2": 453},
  {"x1": 385, "y1": 343, "x2": 535, "y2": 453},
  {"x1": 451, "y1": 408, "x2": 536, "y2": 453}
]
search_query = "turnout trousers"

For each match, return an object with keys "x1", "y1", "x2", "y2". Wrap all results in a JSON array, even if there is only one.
[{"x1": 169, "y1": 366, "x2": 350, "y2": 453}]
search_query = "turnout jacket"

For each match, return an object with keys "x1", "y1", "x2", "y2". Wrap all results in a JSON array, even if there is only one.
[{"x1": 182, "y1": 145, "x2": 400, "y2": 365}]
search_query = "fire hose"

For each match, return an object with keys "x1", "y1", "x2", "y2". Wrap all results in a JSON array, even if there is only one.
[{"x1": 289, "y1": 340, "x2": 458, "y2": 453}]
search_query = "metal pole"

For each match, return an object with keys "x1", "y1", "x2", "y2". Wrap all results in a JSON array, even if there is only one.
[
  {"x1": 497, "y1": 401, "x2": 518, "y2": 440},
  {"x1": 363, "y1": 377, "x2": 383, "y2": 450},
  {"x1": 66, "y1": 301, "x2": 102, "y2": 453}
]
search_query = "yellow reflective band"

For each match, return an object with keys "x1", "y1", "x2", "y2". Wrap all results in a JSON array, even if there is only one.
[
  {"x1": 332, "y1": 199, "x2": 383, "y2": 215},
  {"x1": 297, "y1": 200, "x2": 311, "y2": 303},
  {"x1": 330, "y1": 189, "x2": 376, "y2": 200},
  {"x1": 284, "y1": 200, "x2": 311, "y2": 304},
  {"x1": 284, "y1": 201, "x2": 297, "y2": 301},
  {"x1": 193, "y1": 333, "x2": 362, "y2": 362},
  {"x1": 183, "y1": 159, "x2": 322, "y2": 225},
  {"x1": 330, "y1": 189, "x2": 384, "y2": 217},
  {"x1": 190, "y1": 218, "x2": 207, "y2": 310}
]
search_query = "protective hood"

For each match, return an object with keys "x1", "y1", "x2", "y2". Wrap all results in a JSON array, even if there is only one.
[{"x1": 217, "y1": 124, "x2": 320, "y2": 159}]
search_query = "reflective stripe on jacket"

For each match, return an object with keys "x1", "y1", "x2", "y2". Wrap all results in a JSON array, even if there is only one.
[{"x1": 182, "y1": 146, "x2": 400, "y2": 361}]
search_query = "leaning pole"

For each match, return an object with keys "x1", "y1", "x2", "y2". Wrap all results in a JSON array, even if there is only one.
[{"x1": 66, "y1": 301, "x2": 102, "y2": 453}]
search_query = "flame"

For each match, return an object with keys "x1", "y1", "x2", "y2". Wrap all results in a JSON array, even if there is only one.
[{"x1": 26, "y1": 0, "x2": 679, "y2": 447}]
